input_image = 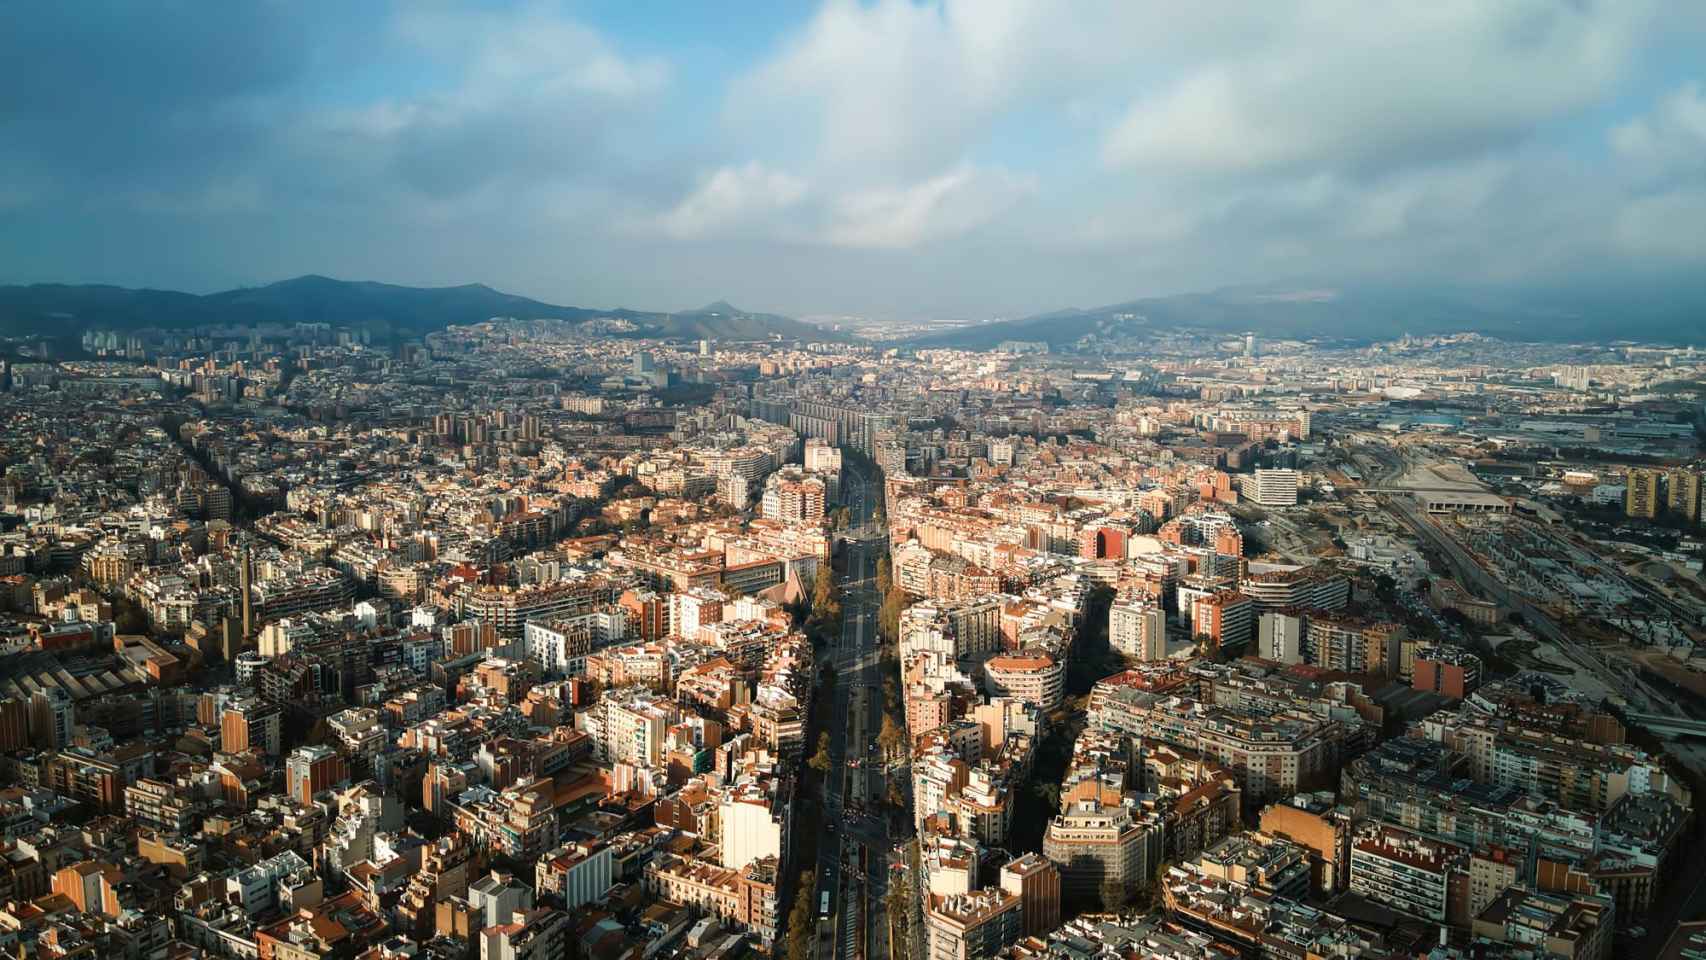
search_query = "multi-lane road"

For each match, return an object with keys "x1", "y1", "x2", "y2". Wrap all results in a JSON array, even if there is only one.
[{"x1": 818, "y1": 462, "x2": 892, "y2": 960}]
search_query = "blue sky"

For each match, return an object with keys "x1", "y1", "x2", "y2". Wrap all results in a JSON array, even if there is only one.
[{"x1": 2, "y1": 1, "x2": 1704, "y2": 320}]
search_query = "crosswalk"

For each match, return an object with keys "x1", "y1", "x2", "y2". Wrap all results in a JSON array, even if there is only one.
[{"x1": 840, "y1": 885, "x2": 859, "y2": 960}]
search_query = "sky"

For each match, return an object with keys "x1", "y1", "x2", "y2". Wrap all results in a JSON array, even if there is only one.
[{"x1": 2, "y1": 1, "x2": 1704, "y2": 321}]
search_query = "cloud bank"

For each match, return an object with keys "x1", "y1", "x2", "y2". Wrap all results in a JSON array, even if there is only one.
[{"x1": 1, "y1": 0, "x2": 1702, "y2": 319}]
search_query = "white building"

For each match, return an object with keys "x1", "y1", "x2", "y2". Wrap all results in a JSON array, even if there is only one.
[
  {"x1": 1258, "y1": 611, "x2": 1305, "y2": 664},
  {"x1": 1241, "y1": 469, "x2": 1300, "y2": 507},
  {"x1": 804, "y1": 439, "x2": 842, "y2": 474},
  {"x1": 469, "y1": 870, "x2": 535, "y2": 928},
  {"x1": 1109, "y1": 598, "x2": 1166, "y2": 661},
  {"x1": 719, "y1": 782, "x2": 786, "y2": 871},
  {"x1": 227, "y1": 850, "x2": 320, "y2": 918},
  {"x1": 900, "y1": 598, "x2": 1002, "y2": 665},
  {"x1": 538, "y1": 841, "x2": 614, "y2": 910},
  {"x1": 523, "y1": 609, "x2": 625, "y2": 677}
]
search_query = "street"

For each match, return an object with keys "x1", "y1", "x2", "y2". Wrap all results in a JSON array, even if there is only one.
[{"x1": 818, "y1": 460, "x2": 892, "y2": 960}]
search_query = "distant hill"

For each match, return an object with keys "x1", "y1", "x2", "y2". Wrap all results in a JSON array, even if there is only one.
[
  {"x1": 0, "y1": 275, "x2": 842, "y2": 342},
  {"x1": 911, "y1": 281, "x2": 1706, "y2": 348}
]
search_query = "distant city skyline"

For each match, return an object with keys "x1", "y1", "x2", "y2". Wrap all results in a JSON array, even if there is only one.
[{"x1": 2, "y1": 2, "x2": 1704, "y2": 321}]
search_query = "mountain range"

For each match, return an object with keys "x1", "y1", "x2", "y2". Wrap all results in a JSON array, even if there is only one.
[
  {"x1": 908, "y1": 280, "x2": 1706, "y2": 349},
  {"x1": 0, "y1": 275, "x2": 840, "y2": 343},
  {"x1": 3, "y1": 274, "x2": 1702, "y2": 349}
]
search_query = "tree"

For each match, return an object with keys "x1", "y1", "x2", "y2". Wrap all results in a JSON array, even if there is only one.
[
  {"x1": 1031, "y1": 780, "x2": 1061, "y2": 811},
  {"x1": 879, "y1": 588, "x2": 906, "y2": 644},
  {"x1": 811, "y1": 568, "x2": 840, "y2": 632},
  {"x1": 809, "y1": 732, "x2": 833, "y2": 774},
  {"x1": 882, "y1": 674, "x2": 902, "y2": 715},
  {"x1": 811, "y1": 565, "x2": 833, "y2": 611},
  {"x1": 786, "y1": 869, "x2": 818, "y2": 960},
  {"x1": 1145, "y1": 860, "x2": 1172, "y2": 910},
  {"x1": 885, "y1": 858, "x2": 915, "y2": 960},
  {"x1": 877, "y1": 714, "x2": 905, "y2": 756},
  {"x1": 876, "y1": 556, "x2": 893, "y2": 597}
]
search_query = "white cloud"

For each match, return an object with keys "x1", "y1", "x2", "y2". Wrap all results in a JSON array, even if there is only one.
[
  {"x1": 647, "y1": 163, "x2": 1031, "y2": 250},
  {"x1": 1611, "y1": 82, "x2": 1706, "y2": 178},
  {"x1": 822, "y1": 166, "x2": 1035, "y2": 249},
  {"x1": 268, "y1": 4, "x2": 673, "y2": 217},
  {"x1": 732, "y1": 1, "x2": 1657, "y2": 186},
  {"x1": 1102, "y1": 2, "x2": 1655, "y2": 175},
  {"x1": 393, "y1": 5, "x2": 668, "y2": 102},
  {"x1": 729, "y1": 0, "x2": 1163, "y2": 179},
  {"x1": 700, "y1": 0, "x2": 1689, "y2": 301},
  {"x1": 1604, "y1": 82, "x2": 1706, "y2": 263},
  {"x1": 655, "y1": 163, "x2": 809, "y2": 239}
]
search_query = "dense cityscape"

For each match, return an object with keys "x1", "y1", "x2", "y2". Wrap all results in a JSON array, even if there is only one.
[
  {"x1": 0, "y1": 317, "x2": 1703, "y2": 960},
  {"x1": 6, "y1": 3, "x2": 1706, "y2": 959}
]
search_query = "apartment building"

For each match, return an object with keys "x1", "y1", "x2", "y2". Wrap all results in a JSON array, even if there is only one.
[
  {"x1": 535, "y1": 841, "x2": 613, "y2": 910},
  {"x1": 1471, "y1": 888, "x2": 1613, "y2": 960},
  {"x1": 925, "y1": 887, "x2": 1022, "y2": 960},
  {"x1": 125, "y1": 778, "x2": 204, "y2": 835},
  {"x1": 1348, "y1": 824, "x2": 1468, "y2": 924},
  {"x1": 1109, "y1": 597, "x2": 1166, "y2": 661},
  {"x1": 1666, "y1": 468, "x2": 1702, "y2": 523},
  {"x1": 574, "y1": 692, "x2": 681, "y2": 767},
  {"x1": 461, "y1": 577, "x2": 625, "y2": 640},
  {"x1": 285, "y1": 745, "x2": 350, "y2": 805},
  {"x1": 1239, "y1": 566, "x2": 1350, "y2": 612},
  {"x1": 1626, "y1": 468, "x2": 1661, "y2": 519},
  {"x1": 1304, "y1": 614, "x2": 1409, "y2": 677},
  {"x1": 479, "y1": 908, "x2": 570, "y2": 960},
  {"x1": 719, "y1": 779, "x2": 788, "y2": 871},
  {"x1": 1042, "y1": 800, "x2": 1163, "y2": 905},
  {"x1": 1184, "y1": 831, "x2": 1312, "y2": 901},
  {"x1": 997, "y1": 854, "x2": 1061, "y2": 938},
  {"x1": 522, "y1": 609, "x2": 626, "y2": 677},
  {"x1": 1412, "y1": 646, "x2": 1484, "y2": 699},
  {"x1": 1258, "y1": 611, "x2": 1306, "y2": 664},
  {"x1": 221, "y1": 697, "x2": 282, "y2": 756},
  {"x1": 901, "y1": 598, "x2": 1003, "y2": 665},
  {"x1": 1240, "y1": 469, "x2": 1300, "y2": 507},
  {"x1": 1259, "y1": 793, "x2": 1354, "y2": 895},
  {"x1": 1192, "y1": 591, "x2": 1255, "y2": 656},
  {"x1": 759, "y1": 470, "x2": 827, "y2": 524},
  {"x1": 982, "y1": 650, "x2": 1063, "y2": 712}
]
